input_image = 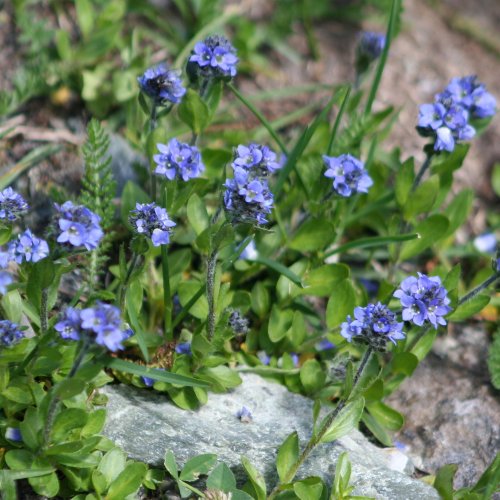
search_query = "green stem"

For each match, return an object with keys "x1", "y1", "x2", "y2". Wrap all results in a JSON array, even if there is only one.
[
  {"x1": 226, "y1": 83, "x2": 288, "y2": 156},
  {"x1": 269, "y1": 348, "x2": 373, "y2": 498},
  {"x1": 119, "y1": 252, "x2": 139, "y2": 311},
  {"x1": 40, "y1": 288, "x2": 49, "y2": 335},
  {"x1": 326, "y1": 86, "x2": 351, "y2": 156},
  {"x1": 411, "y1": 153, "x2": 433, "y2": 192}
]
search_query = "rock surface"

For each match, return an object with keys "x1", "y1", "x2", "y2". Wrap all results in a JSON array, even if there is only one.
[
  {"x1": 102, "y1": 373, "x2": 438, "y2": 499},
  {"x1": 388, "y1": 325, "x2": 500, "y2": 488}
]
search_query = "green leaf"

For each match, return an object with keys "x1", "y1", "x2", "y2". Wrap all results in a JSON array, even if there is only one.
[
  {"x1": 431, "y1": 144, "x2": 469, "y2": 175},
  {"x1": 98, "y1": 448, "x2": 127, "y2": 485},
  {"x1": 206, "y1": 463, "x2": 236, "y2": 493},
  {"x1": 4, "y1": 449, "x2": 34, "y2": 470},
  {"x1": 241, "y1": 457, "x2": 266, "y2": 500},
  {"x1": 76, "y1": 0, "x2": 94, "y2": 37},
  {"x1": 443, "y1": 264, "x2": 461, "y2": 292},
  {"x1": 399, "y1": 215, "x2": 449, "y2": 261},
  {"x1": 293, "y1": 477, "x2": 324, "y2": 500},
  {"x1": 325, "y1": 233, "x2": 419, "y2": 258},
  {"x1": 187, "y1": 193, "x2": 210, "y2": 236},
  {"x1": 164, "y1": 450, "x2": 179, "y2": 479},
  {"x1": 320, "y1": 398, "x2": 365, "y2": 443},
  {"x1": 51, "y1": 408, "x2": 88, "y2": 443},
  {"x1": 448, "y1": 294, "x2": 490, "y2": 321},
  {"x1": 251, "y1": 281, "x2": 270, "y2": 318},
  {"x1": 26, "y1": 259, "x2": 56, "y2": 312},
  {"x1": 411, "y1": 328, "x2": 438, "y2": 362},
  {"x1": 487, "y1": 332, "x2": 500, "y2": 389},
  {"x1": 276, "y1": 431, "x2": 299, "y2": 483},
  {"x1": 471, "y1": 453, "x2": 500, "y2": 497},
  {"x1": 300, "y1": 359, "x2": 326, "y2": 394},
  {"x1": 55, "y1": 378, "x2": 86, "y2": 400},
  {"x1": 403, "y1": 175, "x2": 439, "y2": 218},
  {"x1": 180, "y1": 454, "x2": 217, "y2": 482},
  {"x1": 178, "y1": 281, "x2": 209, "y2": 320},
  {"x1": 301, "y1": 264, "x2": 349, "y2": 296},
  {"x1": 104, "y1": 357, "x2": 209, "y2": 387},
  {"x1": 268, "y1": 306, "x2": 294, "y2": 343},
  {"x1": 326, "y1": 279, "x2": 357, "y2": 329},
  {"x1": 391, "y1": 352, "x2": 419, "y2": 377},
  {"x1": 178, "y1": 89, "x2": 210, "y2": 134},
  {"x1": 366, "y1": 401, "x2": 404, "y2": 431},
  {"x1": 361, "y1": 412, "x2": 393, "y2": 447},
  {"x1": 289, "y1": 218, "x2": 335, "y2": 252},
  {"x1": 125, "y1": 287, "x2": 149, "y2": 362},
  {"x1": 20, "y1": 407, "x2": 42, "y2": 450},
  {"x1": 253, "y1": 256, "x2": 303, "y2": 288},
  {"x1": 395, "y1": 158, "x2": 415, "y2": 206},
  {"x1": 443, "y1": 189, "x2": 473, "y2": 236},
  {"x1": 29, "y1": 470, "x2": 60, "y2": 497},
  {"x1": 433, "y1": 464, "x2": 458, "y2": 500},
  {"x1": 106, "y1": 462, "x2": 148, "y2": 499},
  {"x1": 492, "y1": 163, "x2": 500, "y2": 197}
]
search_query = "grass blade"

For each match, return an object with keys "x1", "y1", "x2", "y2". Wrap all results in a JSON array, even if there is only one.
[
  {"x1": 253, "y1": 255, "x2": 303, "y2": 287},
  {"x1": 327, "y1": 85, "x2": 351, "y2": 155},
  {"x1": 364, "y1": 0, "x2": 400, "y2": 115}
]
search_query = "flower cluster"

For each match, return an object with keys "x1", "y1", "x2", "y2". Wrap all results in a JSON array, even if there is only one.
[
  {"x1": 55, "y1": 303, "x2": 133, "y2": 352},
  {"x1": 189, "y1": 35, "x2": 238, "y2": 79},
  {"x1": 323, "y1": 154, "x2": 373, "y2": 197},
  {"x1": 224, "y1": 143, "x2": 279, "y2": 225},
  {"x1": 418, "y1": 75, "x2": 496, "y2": 152},
  {"x1": 232, "y1": 144, "x2": 282, "y2": 176},
  {"x1": 129, "y1": 203, "x2": 176, "y2": 247},
  {"x1": 228, "y1": 309, "x2": 249, "y2": 335},
  {"x1": 7, "y1": 229, "x2": 49, "y2": 264},
  {"x1": 341, "y1": 302, "x2": 405, "y2": 350},
  {"x1": 154, "y1": 139, "x2": 204, "y2": 181},
  {"x1": 0, "y1": 320, "x2": 25, "y2": 347},
  {"x1": 0, "y1": 188, "x2": 29, "y2": 222},
  {"x1": 394, "y1": 273, "x2": 451, "y2": 329},
  {"x1": 437, "y1": 76, "x2": 496, "y2": 119},
  {"x1": 356, "y1": 32, "x2": 385, "y2": 73},
  {"x1": 138, "y1": 63, "x2": 186, "y2": 105},
  {"x1": 54, "y1": 201, "x2": 103, "y2": 251}
]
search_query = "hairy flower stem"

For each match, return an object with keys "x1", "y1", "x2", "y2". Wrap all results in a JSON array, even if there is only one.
[
  {"x1": 119, "y1": 252, "x2": 139, "y2": 311},
  {"x1": 406, "y1": 272, "x2": 500, "y2": 353},
  {"x1": 206, "y1": 248, "x2": 218, "y2": 340},
  {"x1": 42, "y1": 338, "x2": 91, "y2": 449},
  {"x1": 40, "y1": 288, "x2": 49, "y2": 335},
  {"x1": 269, "y1": 348, "x2": 373, "y2": 498}
]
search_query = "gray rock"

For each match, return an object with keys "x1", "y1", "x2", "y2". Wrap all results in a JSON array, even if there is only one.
[
  {"x1": 387, "y1": 324, "x2": 500, "y2": 489},
  {"x1": 102, "y1": 374, "x2": 438, "y2": 499}
]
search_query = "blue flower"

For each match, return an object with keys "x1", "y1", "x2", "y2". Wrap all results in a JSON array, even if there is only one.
[
  {"x1": 189, "y1": 35, "x2": 238, "y2": 79},
  {"x1": 357, "y1": 32, "x2": 385, "y2": 61},
  {"x1": 9, "y1": 229, "x2": 49, "y2": 264},
  {"x1": 56, "y1": 304, "x2": 133, "y2": 351},
  {"x1": 232, "y1": 144, "x2": 282, "y2": 176},
  {"x1": 257, "y1": 351, "x2": 270, "y2": 365},
  {"x1": 418, "y1": 99, "x2": 475, "y2": 152},
  {"x1": 55, "y1": 201, "x2": 103, "y2": 251},
  {"x1": 0, "y1": 320, "x2": 25, "y2": 347},
  {"x1": 138, "y1": 63, "x2": 186, "y2": 104},
  {"x1": 437, "y1": 75, "x2": 496, "y2": 119},
  {"x1": 290, "y1": 352, "x2": 299, "y2": 367},
  {"x1": 175, "y1": 342, "x2": 192, "y2": 355},
  {"x1": 316, "y1": 339, "x2": 335, "y2": 351},
  {"x1": 0, "y1": 271, "x2": 12, "y2": 295},
  {"x1": 229, "y1": 310, "x2": 249, "y2": 335},
  {"x1": 141, "y1": 368, "x2": 164, "y2": 387},
  {"x1": 323, "y1": 154, "x2": 373, "y2": 197},
  {"x1": 238, "y1": 239, "x2": 258, "y2": 261},
  {"x1": 55, "y1": 307, "x2": 82, "y2": 341},
  {"x1": 224, "y1": 163, "x2": 274, "y2": 226},
  {"x1": 236, "y1": 406, "x2": 253, "y2": 423},
  {"x1": 5, "y1": 427, "x2": 23, "y2": 442},
  {"x1": 154, "y1": 139, "x2": 204, "y2": 181},
  {"x1": 394, "y1": 273, "x2": 452, "y2": 329},
  {"x1": 129, "y1": 203, "x2": 176, "y2": 247},
  {"x1": 341, "y1": 303, "x2": 405, "y2": 350},
  {"x1": 473, "y1": 233, "x2": 497, "y2": 254},
  {"x1": 0, "y1": 188, "x2": 28, "y2": 222}
]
